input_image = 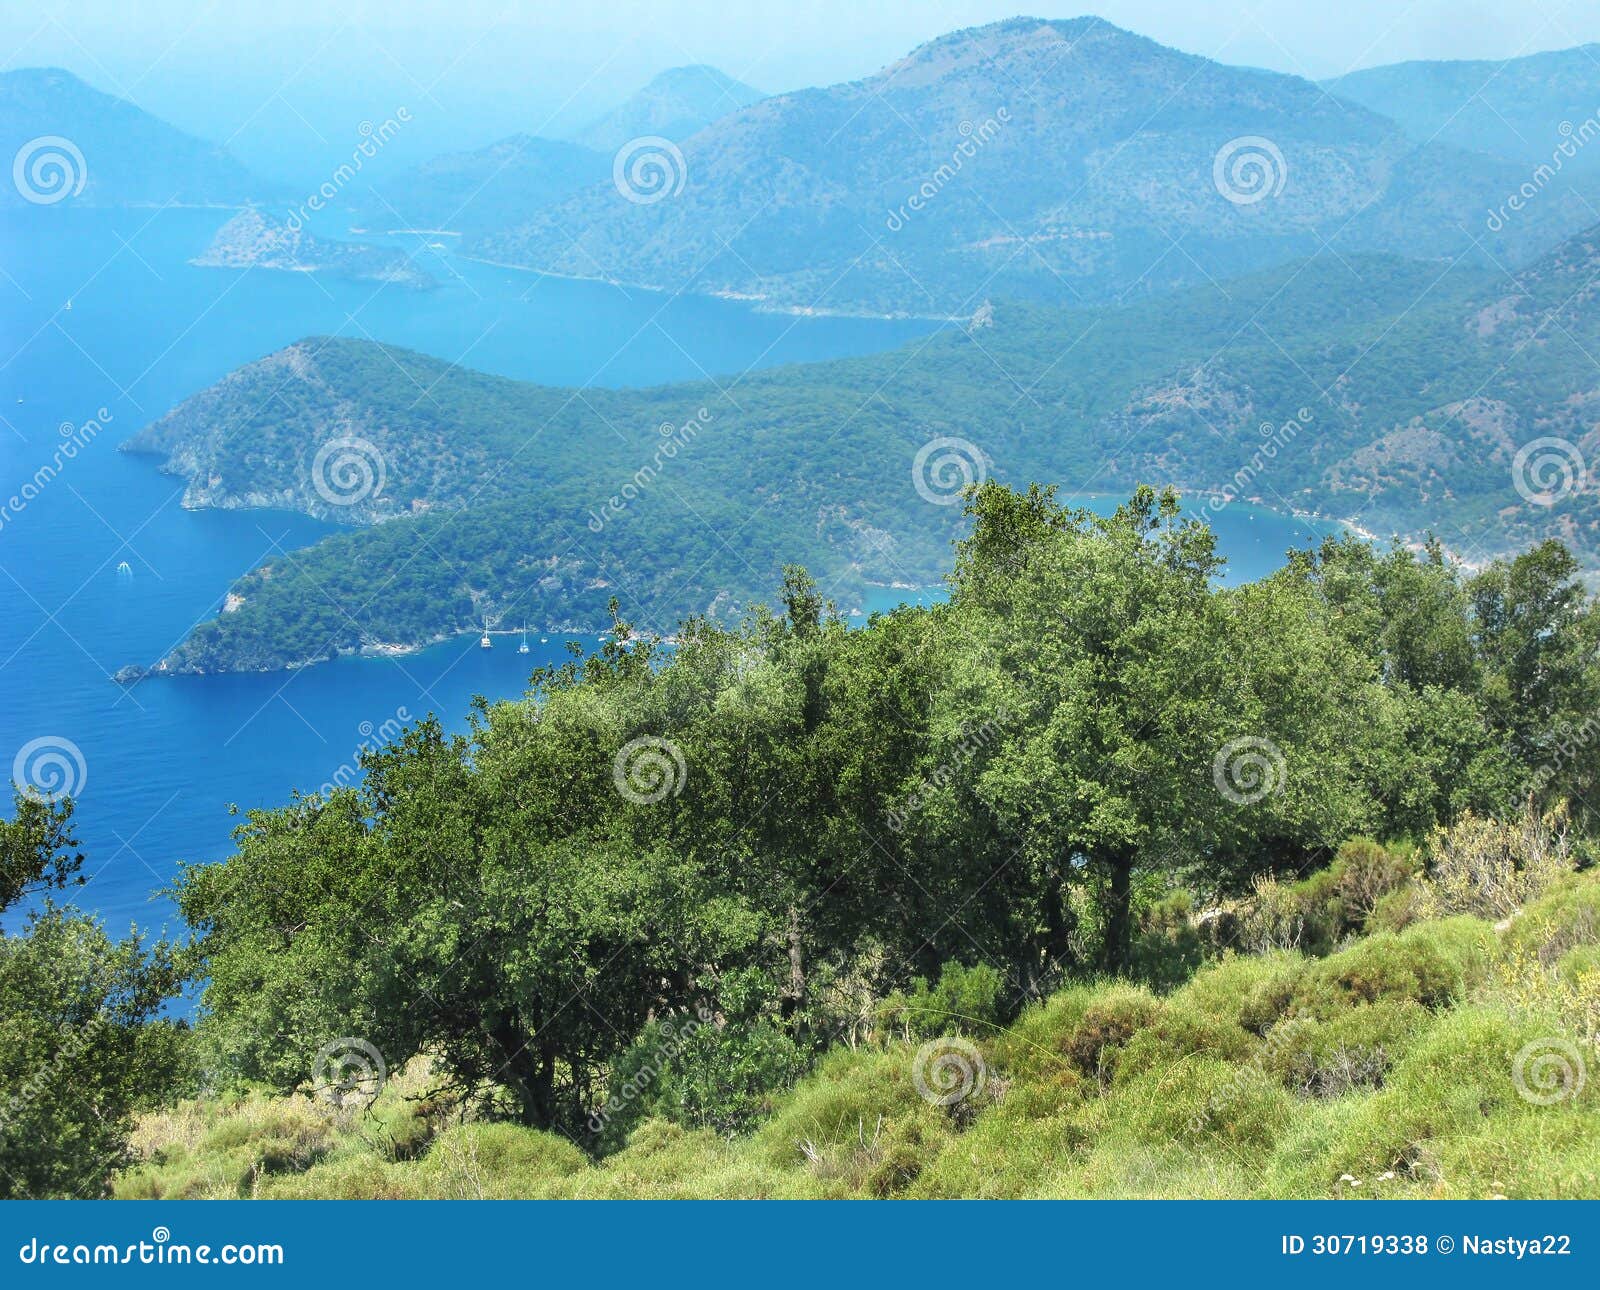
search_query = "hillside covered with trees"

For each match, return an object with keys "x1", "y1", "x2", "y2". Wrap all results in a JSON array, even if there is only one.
[
  {"x1": 124, "y1": 229, "x2": 1600, "y2": 676},
  {"x1": 4, "y1": 486, "x2": 1598, "y2": 1198}
]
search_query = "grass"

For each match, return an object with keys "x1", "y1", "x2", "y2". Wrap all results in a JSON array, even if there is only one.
[{"x1": 116, "y1": 870, "x2": 1600, "y2": 1200}]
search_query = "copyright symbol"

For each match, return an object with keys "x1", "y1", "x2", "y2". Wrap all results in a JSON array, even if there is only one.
[{"x1": 1436, "y1": 1235, "x2": 1455, "y2": 1254}]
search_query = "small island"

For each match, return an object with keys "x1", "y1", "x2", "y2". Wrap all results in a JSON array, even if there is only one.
[{"x1": 192, "y1": 208, "x2": 437, "y2": 289}]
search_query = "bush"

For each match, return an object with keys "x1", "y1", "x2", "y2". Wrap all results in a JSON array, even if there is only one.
[
  {"x1": 1292, "y1": 919, "x2": 1495, "y2": 1017},
  {"x1": 1170, "y1": 949, "x2": 1307, "y2": 1035},
  {"x1": 1264, "y1": 999, "x2": 1427, "y2": 1097},
  {"x1": 595, "y1": 1014, "x2": 809, "y2": 1152},
  {"x1": 877, "y1": 960, "x2": 1007, "y2": 1041},
  {"x1": 1419, "y1": 807, "x2": 1575, "y2": 920},
  {"x1": 1333, "y1": 839, "x2": 1414, "y2": 926},
  {"x1": 1368, "y1": 883, "x2": 1426, "y2": 934},
  {"x1": 1063, "y1": 986, "x2": 1163, "y2": 1086},
  {"x1": 1504, "y1": 873, "x2": 1600, "y2": 966},
  {"x1": 1128, "y1": 891, "x2": 1206, "y2": 990}
]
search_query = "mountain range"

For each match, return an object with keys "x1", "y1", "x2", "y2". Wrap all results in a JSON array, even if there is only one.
[
  {"x1": 1325, "y1": 44, "x2": 1600, "y2": 173},
  {"x1": 469, "y1": 17, "x2": 1600, "y2": 315},
  {"x1": 18, "y1": 17, "x2": 1600, "y2": 673}
]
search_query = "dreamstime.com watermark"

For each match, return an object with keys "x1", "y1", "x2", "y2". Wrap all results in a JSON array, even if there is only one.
[
  {"x1": 17, "y1": 1228, "x2": 284, "y2": 1267},
  {"x1": 283, "y1": 109, "x2": 411, "y2": 232},
  {"x1": 1213, "y1": 136, "x2": 1287, "y2": 206},
  {"x1": 613, "y1": 736, "x2": 687, "y2": 805},
  {"x1": 1511, "y1": 436, "x2": 1586, "y2": 507},
  {"x1": 12, "y1": 136, "x2": 87, "y2": 204},
  {"x1": 1486, "y1": 115, "x2": 1600, "y2": 231},
  {"x1": 311, "y1": 1037, "x2": 386, "y2": 1109},
  {"x1": 613, "y1": 136, "x2": 687, "y2": 205},
  {"x1": 0, "y1": 409, "x2": 113, "y2": 536},
  {"x1": 912, "y1": 1036, "x2": 987, "y2": 1106},
  {"x1": 586, "y1": 1006, "x2": 715, "y2": 1133},
  {"x1": 1203, "y1": 408, "x2": 1314, "y2": 514},
  {"x1": 912, "y1": 436, "x2": 987, "y2": 506},
  {"x1": 1212, "y1": 735, "x2": 1286, "y2": 805},
  {"x1": 311, "y1": 436, "x2": 388, "y2": 509},
  {"x1": 1512, "y1": 1037, "x2": 1590, "y2": 1106},
  {"x1": 315, "y1": 708, "x2": 411, "y2": 799},
  {"x1": 587, "y1": 408, "x2": 711, "y2": 532},
  {"x1": 11, "y1": 735, "x2": 88, "y2": 800},
  {"x1": 885, "y1": 110, "x2": 1011, "y2": 231},
  {"x1": 887, "y1": 710, "x2": 1010, "y2": 832},
  {"x1": 0, "y1": 1015, "x2": 107, "y2": 1139}
]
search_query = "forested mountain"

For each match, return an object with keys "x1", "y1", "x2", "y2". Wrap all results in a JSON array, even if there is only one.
[
  {"x1": 470, "y1": 17, "x2": 1600, "y2": 314},
  {"x1": 1325, "y1": 45, "x2": 1600, "y2": 172},
  {"x1": 0, "y1": 67, "x2": 257, "y2": 207},
  {"x1": 122, "y1": 222, "x2": 1600, "y2": 674},
  {"x1": 570, "y1": 65, "x2": 765, "y2": 153}
]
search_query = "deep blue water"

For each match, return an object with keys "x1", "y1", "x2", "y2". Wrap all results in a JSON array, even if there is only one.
[{"x1": 0, "y1": 205, "x2": 1341, "y2": 934}]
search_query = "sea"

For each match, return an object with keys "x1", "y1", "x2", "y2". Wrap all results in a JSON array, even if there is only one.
[{"x1": 0, "y1": 204, "x2": 1344, "y2": 932}]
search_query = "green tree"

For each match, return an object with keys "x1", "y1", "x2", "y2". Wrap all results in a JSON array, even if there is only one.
[{"x1": 0, "y1": 793, "x2": 188, "y2": 1198}]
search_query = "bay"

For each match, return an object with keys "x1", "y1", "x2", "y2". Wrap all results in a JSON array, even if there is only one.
[{"x1": 0, "y1": 205, "x2": 1345, "y2": 933}]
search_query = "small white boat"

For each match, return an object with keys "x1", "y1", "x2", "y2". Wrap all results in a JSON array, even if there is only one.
[
  {"x1": 480, "y1": 633, "x2": 492, "y2": 649},
  {"x1": 518, "y1": 623, "x2": 530, "y2": 655}
]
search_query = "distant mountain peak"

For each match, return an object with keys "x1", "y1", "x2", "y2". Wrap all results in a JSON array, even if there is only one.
[
  {"x1": 572, "y1": 64, "x2": 765, "y2": 152},
  {"x1": 0, "y1": 64, "x2": 257, "y2": 207}
]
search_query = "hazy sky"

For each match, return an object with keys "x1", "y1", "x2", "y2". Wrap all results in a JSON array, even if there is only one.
[{"x1": 7, "y1": 0, "x2": 1600, "y2": 180}]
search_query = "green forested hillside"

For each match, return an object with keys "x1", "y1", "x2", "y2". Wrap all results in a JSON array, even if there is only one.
[
  {"x1": 8, "y1": 485, "x2": 1598, "y2": 1199},
  {"x1": 0, "y1": 67, "x2": 258, "y2": 207},
  {"x1": 124, "y1": 234, "x2": 1600, "y2": 674}
]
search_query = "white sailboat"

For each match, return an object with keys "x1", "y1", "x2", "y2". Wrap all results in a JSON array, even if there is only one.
[
  {"x1": 479, "y1": 614, "x2": 493, "y2": 649},
  {"x1": 518, "y1": 623, "x2": 530, "y2": 655}
]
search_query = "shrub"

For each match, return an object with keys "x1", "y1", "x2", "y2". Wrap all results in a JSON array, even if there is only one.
[
  {"x1": 1333, "y1": 838, "x2": 1415, "y2": 926},
  {"x1": 1063, "y1": 986, "x2": 1163, "y2": 1086},
  {"x1": 595, "y1": 1014, "x2": 809, "y2": 1152},
  {"x1": 1504, "y1": 873, "x2": 1600, "y2": 966},
  {"x1": 877, "y1": 960, "x2": 1007, "y2": 1041},
  {"x1": 1292, "y1": 919, "x2": 1495, "y2": 1017},
  {"x1": 1264, "y1": 999, "x2": 1427, "y2": 1097},
  {"x1": 1237, "y1": 874, "x2": 1311, "y2": 954},
  {"x1": 1419, "y1": 806, "x2": 1575, "y2": 920},
  {"x1": 1170, "y1": 949, "x2": 1306, "y2": 1035},
  {"x1": 1128, "y1": 891, "x2": 1206, "y2": 990},
  {"x1": 1367, "y1": 882, "x2": 1426, "y2": 934}
]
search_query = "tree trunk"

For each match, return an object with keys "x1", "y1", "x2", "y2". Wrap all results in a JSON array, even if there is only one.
[
  {"x1": 1102, "y1": 850, "x2": 1135, "y2": 972},
  {"x1": 492, "y1": 1018, "x2": 554, "y2": 1129},
  {"x1": 780, "y1": 904, "x2": 805, "y2": 1022}
]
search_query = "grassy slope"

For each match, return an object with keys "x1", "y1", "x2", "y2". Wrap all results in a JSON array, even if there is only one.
[{"x1": 118, "y1": 870, "x2": 1600, "y2": 1200}]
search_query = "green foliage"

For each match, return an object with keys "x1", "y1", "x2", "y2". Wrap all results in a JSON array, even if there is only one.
[
  {"x1": 594, "y1": 1014, "x2": 808, "y2": 1152},
  {"x1": 0, "y1": 794, "x2": 191, "y2": 1198},
  {"x1": 878, "y1": 960, "x2": 1007, "y2": 1041},
  {"x1": 116, "y1": 869, "x2": 1600, "y2": 1198},
  {"x1": 1127, "y1": 892, "x2": 1206, "y2": 990}
]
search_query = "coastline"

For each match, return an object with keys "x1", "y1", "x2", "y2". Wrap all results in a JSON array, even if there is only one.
[{"x1": 453, "y1": 251, "x2": 966, "y2": 323}]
